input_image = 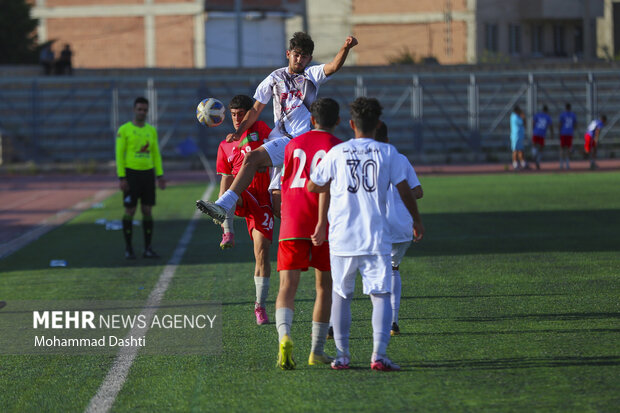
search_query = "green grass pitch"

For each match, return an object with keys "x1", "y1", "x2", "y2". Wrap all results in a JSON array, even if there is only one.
[{"x1": 0, "y1": 172, "x2": 618, "y2": 412}]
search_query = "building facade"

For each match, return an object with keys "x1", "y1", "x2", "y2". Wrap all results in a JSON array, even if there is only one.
[
  {"x1": 30, "y1": 0, "x2": 304, "y2": 68},
  {"x1": 29, "y1": 0, "x2": 615, "y2": 68}
]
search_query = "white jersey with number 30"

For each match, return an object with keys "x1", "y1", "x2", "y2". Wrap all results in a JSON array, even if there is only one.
[{"x1": 310, "y1": 138, "x2": 407, "y2": 256}]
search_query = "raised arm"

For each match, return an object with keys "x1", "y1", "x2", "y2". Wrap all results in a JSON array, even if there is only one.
[
  {"x1": 323, "y1": 36, "x2": 358, "y2": 77},
  {"x1": 226, "y1": 100, "x2": 267, "y2": 142}
]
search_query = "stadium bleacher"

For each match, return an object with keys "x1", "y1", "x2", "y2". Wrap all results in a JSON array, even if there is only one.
[{"x1": 0, "y1": 66, "x2": 618, "y2": 166}]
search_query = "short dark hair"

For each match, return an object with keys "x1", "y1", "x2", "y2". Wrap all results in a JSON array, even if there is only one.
[
  {"x1": 229, "y1": 95, "x2": 253, "y2": 111},
  {"x1": 565, "y1": 103, "x2": 571, "y2": 110},
  {"x1": 601, "y1": 114, "x2": 607, "y2": 123},
  {"x1": 289, "y1": 32, "x2": 314, "y2": 55},
  {"x1": 513, "y1": 105, "x2": 521, "y2": 114},
  {"x1": 542, "y1": 105, "x2": 549, "y2": 112},
  {"x1": 375, "y1": 121, "x2": 388, "y2": 143},
  {"x1": 134, "y1": 97, "x2": 149, "y2": 107},
  {"x1": 310, "y1": 98, "x2": 339, "y2": 128},
  {"x1": 350, "y1": 97, "x2": 383, "y2": 135}
]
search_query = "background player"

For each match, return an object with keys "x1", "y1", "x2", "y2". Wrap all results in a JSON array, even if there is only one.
[
  {"x1": 308, "y1": 97, "x2": 425, "y2": 372},
  {"x1": 215, "y1": 95, "x2": 274, "y2": 325},
  {"x1": 274, "y1": 98, "x2": 342, "y2": 370},
  {"x1": 585, "y1": 114, "x2": 606, "y2": 170},
  {"x1": 531, "y1": 105, "x2": 554, "y2": 170},
  {"x1": 196, "y1": 32, "x2": 358, "y2": 224},
  {"x1": 115, "y1": 97, "x2": 166, "y2": 259},
  {"x1": 510, "y1": 106, "x2": 526, "y2": 170},
  {"x1": 558, "y1": 103, "x2": 578, "y2": 170},
  {"x1": 374, "y1": 121, "x2": 423, "y2": 336}
]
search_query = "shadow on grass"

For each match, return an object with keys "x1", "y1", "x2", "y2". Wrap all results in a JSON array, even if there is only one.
[
  {"x1": 1, "y1": 209, "x2": 618, "y2": 271},
  {"x1": 408, "y1": 355, "x2": 620, "y2": 370}
]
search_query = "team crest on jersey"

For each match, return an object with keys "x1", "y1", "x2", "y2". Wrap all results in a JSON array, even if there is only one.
[
  {"x1": 249, "y1": 132, "x2": 258, "y2": 142},
  {"x1": 295, "y1": 76, "x2": 305, "y2": 85}
]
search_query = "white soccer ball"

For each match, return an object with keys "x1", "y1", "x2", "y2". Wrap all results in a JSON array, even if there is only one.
[{"x1": 196, "y1": 98, "x2": 225, "y2": 127}]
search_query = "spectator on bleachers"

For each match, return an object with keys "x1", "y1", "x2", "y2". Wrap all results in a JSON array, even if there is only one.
[
  {"x1": 39, "y1": 45, "x2": 54, "y2": 76},
  {"x1": 56, "y1": 44, "x2": 73, "y2": 75}
]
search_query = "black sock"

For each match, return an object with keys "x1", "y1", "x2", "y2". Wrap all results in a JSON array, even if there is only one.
[
  {"x1": 143, "y1": 216, "x2": 153, "y2": 249},
  {"x1": 122, "y1": 214, "x2": 133, "y2": 250}
]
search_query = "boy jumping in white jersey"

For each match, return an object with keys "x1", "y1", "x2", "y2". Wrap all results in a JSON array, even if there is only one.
[
  {"x1": 196, "y1": 32, "x2": 357, "y2": 224},
  {"x1": 308, "y1": 97, "x2": 425, "y2": 371}
]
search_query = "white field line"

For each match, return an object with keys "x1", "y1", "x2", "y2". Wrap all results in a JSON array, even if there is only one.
[{"x1": 85, "y1": 183, "x2": 215, "y2": 413}]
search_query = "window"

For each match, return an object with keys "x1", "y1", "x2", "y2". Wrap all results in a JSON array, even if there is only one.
[
  {"x1": 509, "y1": 24, "x2": 522, "y2": 55},
  {"x1": 531, "y1": 24, "x2": 543, "y2": 56},
  {"x1": 485, "y1": 23, "x2": 498, "y2": 52},
  {"x1": 554, "y1": 24, "x2": 566, "y2": 56},
  {"x1": 574, "y1": 24, "x2": 583, "y2": 55}
]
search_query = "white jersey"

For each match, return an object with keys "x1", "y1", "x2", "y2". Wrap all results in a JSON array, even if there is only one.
[
  {"x1": 310, "y1": 138, "x2": 407, "y2": 256},
  {"x1": 254, "y1": 64, "x2": 329, "y2": 141},
  {"x1": 386, "y1": 154, "x2": 420, "y2": 243}
]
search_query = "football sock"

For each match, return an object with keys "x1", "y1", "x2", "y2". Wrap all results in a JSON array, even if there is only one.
[
  {"x1": 512, "y1": 161, "x2": 518, "y2": 169},
  {"x1": 310, "y1": 321, "x2": 329, "y2": 355},
  {"x1": 370, "y1": 293, "x2": 391, "y2": 357},
  {"x1": 275, "y1": 307, "x2": 293, "y2": 342},
  {"x1": 222, "y1": 205, "x2": 236, "y2": 234},
  {"x1": 215, "y1": 190, "x2": 238, "y2": 213},
  {"x1": 122, "y1": 214, "x2": 133, "y2": 249},
  {"x1": 391, "y1": 269, "x2": 402, "y2": 324},
  {"x1": 331, "y1": 291, "x2": 352, "y2": 358},
  {"x1": 254, "y1": 276, "x2": 270, "y2": 308},
  {"x1": 143, "y1": 215, "x2": 153, "y2": 248}
]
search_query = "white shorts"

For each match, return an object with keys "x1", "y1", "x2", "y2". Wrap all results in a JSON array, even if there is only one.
[
  {"x1": 330, "y1": 254, "x2": 392, "y2": 299},
  {"x1": 391, "y1": 241, "x2": 411, "y2": 268},
  {"x1": 268, "y1": 166, "x2": 282, "y2": 191},
  {"x1": 262, "y1": 137, "x2": 290, "y2": 168}
]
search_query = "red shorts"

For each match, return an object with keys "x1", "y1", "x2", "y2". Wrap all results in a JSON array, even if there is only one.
[
  {"x1": 584, "y1": 134, "x2": 596, "y2": 153},
  {"x1": 277, "y1": 239, "x2": 330, "y2": 272},
  {"x1": 532, "y1": 136, "x2": 545, "y2": 147},
  {"x1": 560, "y1": 135, "x2": 573, "y2": 148},
  {"x1": 235, "y1": 188, "x2": 273, "y2": 241}
]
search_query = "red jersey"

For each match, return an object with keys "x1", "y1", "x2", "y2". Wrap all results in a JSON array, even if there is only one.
[
  {"x1": 279, "y1": 130, "x2": 342, "y2": 240},
  {"x1": 216, "y1": 120, "x2": 272, "y2": 192}
]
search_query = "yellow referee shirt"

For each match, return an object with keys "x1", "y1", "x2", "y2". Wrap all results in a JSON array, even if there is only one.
[{"x1": 115, "y1": 121, "x2": 164, "y2": 178}]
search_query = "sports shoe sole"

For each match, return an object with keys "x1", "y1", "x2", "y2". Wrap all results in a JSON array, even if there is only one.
[
  {"x1": 196, "y1": 200, "x2": 227, "y2": 225},
  {"x1": 277, "y1": 335, "x2": 296, "y2": 370}
]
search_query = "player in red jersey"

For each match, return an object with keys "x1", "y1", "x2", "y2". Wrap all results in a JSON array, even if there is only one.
[
  {"x1": 215, "y1": 95, "x2": 274, "y2": 325},
  {"x1": 274, "y1": 98, "x2": 342, "y2": 370}
]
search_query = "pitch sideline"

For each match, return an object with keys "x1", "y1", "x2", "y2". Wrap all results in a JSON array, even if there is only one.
[{"x1": 84, "y1": 183, "x2": 215, "y2": 413}]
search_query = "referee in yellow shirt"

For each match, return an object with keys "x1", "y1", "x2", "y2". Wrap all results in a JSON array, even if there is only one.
[{"x1": 115, "y1": 97, "x2": 166, "y2": 259}]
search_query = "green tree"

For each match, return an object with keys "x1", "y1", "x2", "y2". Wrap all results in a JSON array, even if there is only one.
[{"x1": 0, "y1": 0, "x2": 39, "y2": 64}]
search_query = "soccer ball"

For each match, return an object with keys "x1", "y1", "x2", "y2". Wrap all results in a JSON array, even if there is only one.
[{"x1": 196, "y1": 98, "x2": 225, "y2": 127}]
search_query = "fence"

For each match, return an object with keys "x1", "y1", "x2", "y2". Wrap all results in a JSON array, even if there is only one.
[{"x1": 0, "y1": 68, "x2": 619, "y2": 165}]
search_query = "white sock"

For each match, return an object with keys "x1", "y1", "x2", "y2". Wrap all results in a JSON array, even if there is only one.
[
  {"x1": 275, "y1": 307, "x2": 293, "y2": 342},
  {"x1": 311, "y1": 321, "x2": 329, "y2": 355},
  {"x1": 390, "y1": 269, "x2": 402, "y2": 324},
  {"x1": 331, "y1": 291, "x2": 352, "y2": 358},
  {"x1": 221, "y1": 205, "x2": 236, "y2": 233},
  {"x1": 512, "y1": 161, "x2": 518, "y2": 169},
  {"x1": 215, "y1": 190, "x2": 239, "y2": 213},
  {"x1": 370, "y1": 293, "x2": 391, "y2": 357},
  {"x1": 254, "y1": 276, "x2": 270, "y2": 307}
]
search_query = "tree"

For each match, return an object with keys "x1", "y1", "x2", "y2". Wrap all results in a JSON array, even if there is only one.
[{"x1": 0, "y1": 0, "x2": 39, "y2": 64}]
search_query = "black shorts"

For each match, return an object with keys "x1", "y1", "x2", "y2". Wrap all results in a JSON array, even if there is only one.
[{"x1": 123, "y1": 168, "x2": 156, "y2": 208}]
